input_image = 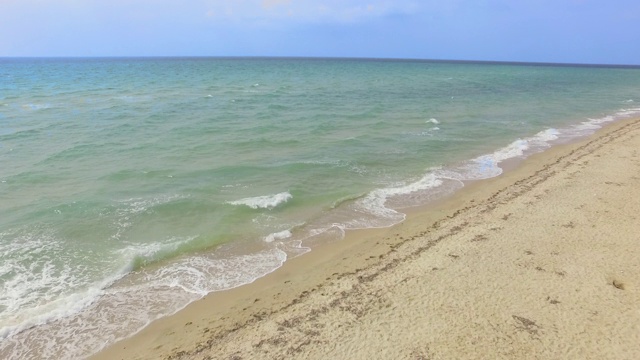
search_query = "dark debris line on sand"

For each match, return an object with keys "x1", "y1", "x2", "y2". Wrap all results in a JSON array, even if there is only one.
[{"x1": 165, "y1": 119, "x2": 640, "y2": 360}]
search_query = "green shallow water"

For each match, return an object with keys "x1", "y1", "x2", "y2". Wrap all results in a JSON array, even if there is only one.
[{"x1": 1, "y1": 58, "x2": 640, "y2": 359}]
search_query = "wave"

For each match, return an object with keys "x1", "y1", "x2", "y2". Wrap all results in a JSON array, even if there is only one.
[
  {"x1": 0, "y1": 231, "x2": 197, "y2": 344},
  {"x1": 227, "y1": 192, "x2": 292, "y2": 210},
  {"x1": 569, "y1": 107, "x2": 640, "y2": 136},
  {"x1": 115, "y1": 194, "x2": 184, "y2": 216},
  {"x1": 110, "y1": 195, "x2": 186, "y2": 242},
  {"x1": 362, "y1": 173, "x2": 443, "y2": 216},
  {"x1": 116, "y1": 236, "x2": 197, "y2": 270},
  {"x1": 308, "y1": 126, "x2": 564, "y2": 231},
  {"x1": 0, "y1": 246, "x2": 287, "y2": 360},
  {"x1": 5, "y1": 105, "x2": 640, "y2": 359},
  {"x1": 316, "y1": 172, "x2": 456, "y2": 231},
  {"x1": 0, "y1": 194, "x2": 190, "y2": 347},
  {"x1": 20, "y1": 103, "x2": 52, "y2": 111},
  {"x1": 264, "y1": 229, "x2": 292, "y2": 243},
  {"x1": 327, "y1": 107, "x2": 640, "y2": 231},
  {"x1": 0, "y1": 231, "x2": 131, "y2": 343}
]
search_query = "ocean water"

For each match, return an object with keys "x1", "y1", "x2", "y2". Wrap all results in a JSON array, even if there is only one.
[{"x1": 1, "y1": 57, "x2": 639, "y2": 359}]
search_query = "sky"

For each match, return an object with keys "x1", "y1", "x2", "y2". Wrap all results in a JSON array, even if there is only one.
[{"x1": 1, "y1": 0, "x2": 639, "y2": 64}]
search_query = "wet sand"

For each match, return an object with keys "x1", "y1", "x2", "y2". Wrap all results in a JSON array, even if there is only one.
[{"x1": 94, "y1": 118, "x2": 640, "y2": 360}]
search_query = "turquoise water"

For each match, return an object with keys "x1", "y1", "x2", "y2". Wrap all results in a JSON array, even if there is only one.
[{"x1": 1, "y1": 58, "x2": 639, "y2": 358}]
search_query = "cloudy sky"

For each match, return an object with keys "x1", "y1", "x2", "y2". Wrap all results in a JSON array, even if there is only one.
[{"x1": 1, "y1": 0, "x2": 639, "y2": 64}]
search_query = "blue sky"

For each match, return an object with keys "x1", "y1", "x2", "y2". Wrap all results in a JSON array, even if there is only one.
[{"x1": 1, "y1": 0, "x2": 639, "y2": 64}]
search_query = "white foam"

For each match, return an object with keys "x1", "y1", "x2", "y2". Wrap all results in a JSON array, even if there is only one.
[
  {"x1": 614, "y1": 107, "x2": 640, "y2": 117},
  {"x1": 1, "y1": 284, "x2": 106, "y2": 341},
  {"x1": 264, "y1": 229, "x2": 292, "y2": 243},
  {"x1": 427, "y1": 118, "x2": 440, "y2": 124},
  {"x1": 276, "y1": 240, "x2": 312, "y2": 257},
  {"x1": 448, "y1": 107, "x2": 640, "y2": 184},
  {"x1": 0, "y1": 227, "x2": 198, "y2": 347},
  {"x1": 0, "y1": 232, "x2": 79, "y2": 337},
  {"x1": 227, "y1": 191, "x2": 292, "y2": 209},
  {"x1": 116, "y1": 236, "x2": 196, "y2": 266},
  {"x1": 0, "y1": 247, "x2": 288, "y2": 359},
  {"x1": 371, "y1": 173, "x2": 444, "y2": 202},
  {"x1": 448, "y1": 127, "x2": 561, "y2": 181},
  {"x1": 493, "y1": 138, "x2": 529, "y2": 162},
  {"x1": 532, "y1": 128, "x2": 560, "y2": 143},
  {"x1": 0, "y1": 233, "x2": 131, "y2": 343},
  {"x1": 116, "y1": 194, "x2": 183, "y2": 216},
  {"x1": 143, "y1": 247, "x2": 287, "y2": 295},
  {"x1": 300, "y1": 108, "x2": 639, "y2": 234},
  {"x1": 418, "y1": 127, "x2": 440, "y2": 136},
  {"x1": 568, "y1": 108, "x2": 640, "y2": 136},
  {"x1": 21, "y1": 103, "x2": 51, "y2": 111},
  {"x1": 447, "y1": 138, "x2": 528, "y2": 181},
  {"x1": 344, "y1": 173, "x2": 444, "y2": 229},
  {"x1": 6, "y1": 106, "x2": 640, "y2": 359}
]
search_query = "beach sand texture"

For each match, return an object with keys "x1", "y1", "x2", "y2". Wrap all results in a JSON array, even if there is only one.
[{"x1": 96, "y1": 118, "x2": 640, "y2": 360}]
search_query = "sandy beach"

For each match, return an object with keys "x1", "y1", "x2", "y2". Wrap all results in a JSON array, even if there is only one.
[{"x1": 94, "y1": 117, "x2": 640, "y2": 360}]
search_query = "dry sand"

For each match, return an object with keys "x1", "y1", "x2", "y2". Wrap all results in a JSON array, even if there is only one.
[{"x1": 94, "y1": 118, "x2": 640, "y2": 360}]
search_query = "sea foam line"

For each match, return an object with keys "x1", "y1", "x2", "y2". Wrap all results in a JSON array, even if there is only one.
[
  {"x1": 0, "y1": 247, "x2": 288, "y2": 360},
  {"x1": 5, "y1": 107, "x2": 639, "y2": 360},
  {"x1": 227, "y1": 192, "x2": 292, "y2": 209},
  {"x1": 341, "y1": 107, "x2": 640, "y2": 231},
  {"x1": 264, "y1": 229, "x2": 292, "y2": 243}
]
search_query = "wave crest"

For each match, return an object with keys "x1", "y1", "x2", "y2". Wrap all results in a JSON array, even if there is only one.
[
  {"x1": 264, "y1": 229, "x2": 292, "y2": 243},
  {"x1": 227, "y1": 192, "x2": 292, "y2": 210}
]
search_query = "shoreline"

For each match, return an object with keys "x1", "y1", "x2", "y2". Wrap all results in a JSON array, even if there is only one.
[{"x1": 95, "y1": 117, "x2": 640, "y2": 359}]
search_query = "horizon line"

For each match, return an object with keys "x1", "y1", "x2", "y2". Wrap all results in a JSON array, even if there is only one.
[{"x1": 1, "y1": 56, "x2": 639, "y2": 68}]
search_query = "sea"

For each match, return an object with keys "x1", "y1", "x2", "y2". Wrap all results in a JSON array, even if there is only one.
[{"x1": 1, "y1": 57, "x2": 639, "y2": 359}]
